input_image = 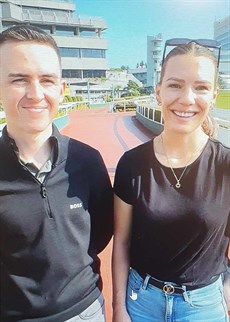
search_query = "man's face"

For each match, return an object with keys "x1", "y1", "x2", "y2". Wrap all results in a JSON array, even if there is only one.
[{"x1": 0, "y1": 41, "x2": 65, "y2": 137}]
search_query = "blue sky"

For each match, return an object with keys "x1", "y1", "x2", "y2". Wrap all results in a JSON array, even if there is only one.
[{"x1": 74, "y1": 0, "x2": 229, "y2": 68}]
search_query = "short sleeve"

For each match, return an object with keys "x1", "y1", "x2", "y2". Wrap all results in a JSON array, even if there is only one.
[
  {"x1": 225, "y1": 213, "x2": 230, "y2": 238},
  {"x1": 113, "y1": 153, "x2": 133, "y2": 205}
]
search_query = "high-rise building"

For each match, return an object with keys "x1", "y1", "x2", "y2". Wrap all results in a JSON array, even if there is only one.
[
  {"x1": 214, "y1": 15, "x2": 230, "y2": 88},
  {"x1": 0, "y1": 0, "x2": 109, "y2": 91},
  {"x1": 146, "y1": 34, "x2": 162, "y2": 89}
]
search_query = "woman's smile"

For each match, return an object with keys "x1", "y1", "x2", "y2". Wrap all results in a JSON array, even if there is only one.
[{"x1": 172, "y1": 110, "x2": 196, "y2": 118}]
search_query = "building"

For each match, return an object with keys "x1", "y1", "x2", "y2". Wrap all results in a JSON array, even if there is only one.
[
  {"x1": 0, "y1": 0, "x2": 109, "y2": 95},
  {"x1": 214, "y1": 15, "x2": 230, "y2": 88},
  {"x1": 128, "y1": 67, "x2": 147, "y2": 86},
  {"x1": 73, "y1": 70, "x2": 143, "y2": 101},
  {"x1": 146, "y1": 34, "x2": 163, "y2": 89},
  {"x1": 129, "y1": 34, "x2": 162, "y2": 90}
]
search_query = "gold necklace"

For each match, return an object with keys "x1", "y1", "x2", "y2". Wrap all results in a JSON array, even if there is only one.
[{"x1": 161, "y1": 135, "x2": 204, "y2": 189}]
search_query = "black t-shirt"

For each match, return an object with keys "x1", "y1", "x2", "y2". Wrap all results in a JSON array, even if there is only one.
[{"x1": 114, "y1": 138, "x2": 230, "y2": 287}]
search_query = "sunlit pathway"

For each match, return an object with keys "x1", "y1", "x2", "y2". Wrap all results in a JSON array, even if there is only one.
[
  {"x1": 61, "y1": 107, "x2": 153, "y2": 183},
  {"x1": 61, "y1": 107, "x2": 153, "y2": 321}
]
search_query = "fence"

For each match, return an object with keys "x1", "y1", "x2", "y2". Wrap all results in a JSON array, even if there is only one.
[{"x1": 136, "y1": 103, "x2": 230, "y2": 147}]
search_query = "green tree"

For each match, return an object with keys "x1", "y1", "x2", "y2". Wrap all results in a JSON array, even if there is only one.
[
  {"x1": 218, "y1": 75, "x2": 226, "y2": 89},
  {"x1": 140, "y1": 87, "x2": 152, "y2": 95},
  {"x1": 123, "y1": 80, "x2": 141, "y2": 97},
  {"x1": 140, "y1": 60, "x2": 145, "y2": 68},
  {"x1": 121, "y1": 65, "x2": 129, "y2": 71},
  {"x1": 114, "y1": 85, "x2": 122, "y2": 98}
]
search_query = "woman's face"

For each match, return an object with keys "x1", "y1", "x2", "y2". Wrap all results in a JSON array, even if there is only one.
[{"x1": 156, "y1": 54, "x2": 218, "y2": 135}]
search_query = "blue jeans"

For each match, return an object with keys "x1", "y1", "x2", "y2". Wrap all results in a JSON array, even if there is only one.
[
  {"x1": 126, "y1": 268, "x2": 228, "y2": 322},
  {"x1": 65, "y1": 294, "x2": 105, "y2": 322}
]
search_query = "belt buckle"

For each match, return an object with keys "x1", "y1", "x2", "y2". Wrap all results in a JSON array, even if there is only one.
[{"x1": 163, "y1": 284, "x2": 175, "y2": 294}]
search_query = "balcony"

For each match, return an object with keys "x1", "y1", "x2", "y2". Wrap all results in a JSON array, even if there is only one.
[
  {"x1": 22, "y1": 9, "x2": 107, "y2": 30},
  {"x1": 1, "y1": 2, "x2": 106, "y2": 30}
]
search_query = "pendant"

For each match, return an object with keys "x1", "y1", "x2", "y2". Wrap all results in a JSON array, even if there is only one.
[{"x1": 175, "y1": 182, "x2": 181, "y2": 188}]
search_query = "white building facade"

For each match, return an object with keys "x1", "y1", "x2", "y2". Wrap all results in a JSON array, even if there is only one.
[
  {"x1": 214, "y1": 15, "x2": 230, "y2": 88},
  {"x1": 146, "y1": 34, "x2": 162, "y2": 89},
  {"x1": 0, "y1": 0, "x2": 109, "y2": 93}
]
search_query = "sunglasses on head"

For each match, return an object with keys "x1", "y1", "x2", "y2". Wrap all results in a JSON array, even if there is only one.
[{"x1": 162, "y1": 38, "x2": 221, "y2": 67}]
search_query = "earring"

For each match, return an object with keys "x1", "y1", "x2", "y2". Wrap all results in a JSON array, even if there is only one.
[{"x1": 158, "y1": 101, "x2": 162, "y2": 106}]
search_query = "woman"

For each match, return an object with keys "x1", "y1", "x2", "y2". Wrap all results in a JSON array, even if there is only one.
[{"x1": 112, "y1": 41, "x2": 230, "y2": 322}]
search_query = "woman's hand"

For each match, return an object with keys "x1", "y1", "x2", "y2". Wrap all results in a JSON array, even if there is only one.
[
  {"x1": 223, "y1": 271, "x2": 230, "y2": 321},
  {"x1": 112, "y1": 305, "x2": 131, "y2": 322}
]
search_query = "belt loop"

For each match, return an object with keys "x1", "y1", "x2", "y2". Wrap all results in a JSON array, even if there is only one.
[
  {"x1": 183, "y1": 291, "x2": 190, "y2": 303},
  {"x1": 142, "y1": 274, "x2": 151, "y2": 290},
  {"x1": 182, "y1": 285, "x2": 190, "y2": 303},
  {"x1": 182, "y1": 285, "x2": 187, "y2": 292}
]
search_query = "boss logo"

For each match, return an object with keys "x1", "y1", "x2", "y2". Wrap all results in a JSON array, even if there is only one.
[{"x1": 70, "y1": 203, "x2": 82, "y2": 209}]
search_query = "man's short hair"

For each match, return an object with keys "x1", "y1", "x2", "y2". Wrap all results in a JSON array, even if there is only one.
[{"x1": 0, "y1": 24, "x2": 61, "y2": 64}]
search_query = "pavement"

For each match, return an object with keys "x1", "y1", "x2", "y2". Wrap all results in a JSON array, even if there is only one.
[{"x1": 61, "y1": 106, "x2": 153, "y2": 321}]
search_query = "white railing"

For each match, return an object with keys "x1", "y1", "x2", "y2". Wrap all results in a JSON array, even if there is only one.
[
  {"x1": 22, "y1": 9, "x2": 106, "y2": 28},
  {"x1": 0, "y1": 123, "x2": 5, "y2": 138},
  {"x1": 136, "y1": 103, "x2": 230, "y2": 147},
  {"x1": 215, "y1": 118, "x2": 230, "y2": 146}
]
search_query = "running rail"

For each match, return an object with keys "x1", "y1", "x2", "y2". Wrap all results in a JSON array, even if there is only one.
[{"x1": 135, "y1": 102, "x2": 230, "y2": 147}]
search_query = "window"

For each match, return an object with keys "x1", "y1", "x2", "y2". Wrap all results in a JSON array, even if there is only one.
[
  {"x1": 62, "y1": 70, "x2": 81, "y2": 78},
  {"x1": 56, "y1": 26, "x2": 75, "y2": 36},
  {"x1": 152, "y1": 50, "x2": 161, "y2": 56},
  {"x1": 60, "y1": 48, "x2": 80, "y2": 57},
  {"x1": 83, "y1": 70, "x2": 106, "y2": 78},
  {"x1": 215, "y1": 31, "x2": 230, "y2": 41},
  {"x1": 222, "y1": 43, "x2": 230, "y2": 50},
  {"x1": 80, "y1": 30, "x2": 95, "y2": 37},
  {"x1": 81, "y1": 49, "x2": 106, "y2": 58}
]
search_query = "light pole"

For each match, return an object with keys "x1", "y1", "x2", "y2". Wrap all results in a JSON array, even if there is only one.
[{"x1": 87, "y1": 79, "x2": 90, "y2": 105}]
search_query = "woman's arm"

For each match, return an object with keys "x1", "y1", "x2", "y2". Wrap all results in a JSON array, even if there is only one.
[
  {"x1": 112, "y1": 194, "x2": 133, "y2": 322},
  {"x1": 224, "y1": 242, "x2": 230, "y2": 320},
  {"x1": 224, "y1": 271, "x2": 230, "y2": 306}
]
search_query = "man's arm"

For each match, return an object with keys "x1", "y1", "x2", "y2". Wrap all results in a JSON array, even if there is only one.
[{"x1": 89, "y1": 151, "x2": 114, "y2": 253}]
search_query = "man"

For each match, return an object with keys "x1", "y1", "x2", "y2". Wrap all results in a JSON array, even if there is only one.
[{"x1": 0, "y1": 24, "x2": 113, "y2": 321}]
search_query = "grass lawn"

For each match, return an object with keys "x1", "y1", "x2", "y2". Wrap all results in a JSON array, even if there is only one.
[{"x1": 215, "y1": 90, "x2": 230, "y2": 109}]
